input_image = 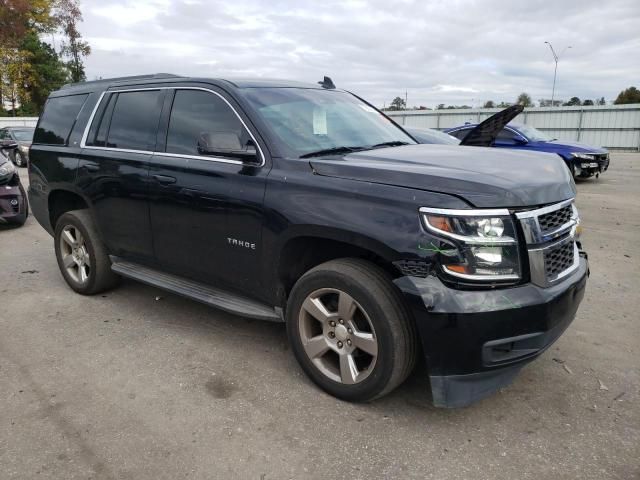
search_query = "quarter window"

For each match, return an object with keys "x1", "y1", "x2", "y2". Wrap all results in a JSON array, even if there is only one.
[
  {"x1": 105, "y1": 90, "x2": 163, "y2": 151},
  {"x1": 166, "y1": 90, "x2": 253, "y2": 158},
  {"x1": 34, "y1": 94, "x2": 88, "y2": 145}
]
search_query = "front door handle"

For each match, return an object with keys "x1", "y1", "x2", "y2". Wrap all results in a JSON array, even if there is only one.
[
  {"x1": 83, "y1": 164, "x2": 99, "y2": 172},
  {"x1": 152, "y1": 174, "x2": 177, "y2": 185}
]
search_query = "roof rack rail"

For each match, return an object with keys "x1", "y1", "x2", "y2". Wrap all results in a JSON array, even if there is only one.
[{"x1": 60, "y1": 73, "x2": 180, "y2": 90}]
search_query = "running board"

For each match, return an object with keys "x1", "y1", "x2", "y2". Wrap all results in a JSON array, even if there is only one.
[{"x1": 110, "y1": 257, "x2": 282, "y2": 322}]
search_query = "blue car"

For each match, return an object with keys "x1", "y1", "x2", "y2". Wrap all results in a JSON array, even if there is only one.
[{"x1": 445, "y1": 121, "x2": 610, "y2": 179}]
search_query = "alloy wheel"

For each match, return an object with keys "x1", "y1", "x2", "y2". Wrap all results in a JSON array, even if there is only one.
[
  {"x1": 59, "y1": 225, "x2": 91, "y2": 284},
  {"x1": 298, "y1": 288, "x2": 378, "y2": 384}
]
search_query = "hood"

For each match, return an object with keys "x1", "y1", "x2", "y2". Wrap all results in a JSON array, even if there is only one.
[
  {"x1": 459, "y1": 105, "x2": 524, "y2": 147},
  {"x1": 541, "y1": 139, "x2": 607, "y2": 154},
  {"x1": 310, "y1": 144, "x2": 576, "y2": 208},
  {"x1": 18, "y1": 140, "x2": 32, "y2": 147}
]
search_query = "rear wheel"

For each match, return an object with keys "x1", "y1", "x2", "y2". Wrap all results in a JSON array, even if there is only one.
[
  {"x1": 54, "y1": 210, "x2": 119, "y2": 295},
  {"x1": 286, "y1": 258, "x2": 417, "y2": 402}
]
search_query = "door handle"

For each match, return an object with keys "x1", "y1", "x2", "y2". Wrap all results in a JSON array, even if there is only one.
[
  {"x1": 152, "y1": 174, "x2": 177, "y2": 185},
  {"x1": 83, "y1": 164, "x2": 99, "y2": 172}
]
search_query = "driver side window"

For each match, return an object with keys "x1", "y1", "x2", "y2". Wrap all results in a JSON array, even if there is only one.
[
  {"x1": 495, "y1": 129, "x2": 520, "y2": 143},
  {"x1": 166, "y1": 89, "x2": 254, "y2": 159}
]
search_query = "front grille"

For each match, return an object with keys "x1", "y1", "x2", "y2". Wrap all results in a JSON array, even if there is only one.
[
  {"x1": 544, "y1": 241, "x2": 574, "y2": 278},
  {"x1": 538, "y1": 205, "x2": 572, "y2": 234},
  {"x1": 516, "y1": 199, "x2": 580, "y2": 287}
]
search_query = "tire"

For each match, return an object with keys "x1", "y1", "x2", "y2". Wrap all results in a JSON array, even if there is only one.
[
  {"x1": 14, "y1": 151, "x2": 25, "y2": 167},
  {"x1": 54, "y1": 209, "x2": 120, "y2": 295},
  {"x1": 286, "y1": 258, "x2": 417, "y2": 402}
]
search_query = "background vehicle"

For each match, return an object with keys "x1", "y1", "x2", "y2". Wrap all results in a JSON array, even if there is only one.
[
  {"x1": 446, "y1": 121, "x2": 609, "y2": 178},
  {"x1": 0, "y1": 143, "x2": 28, "y2": 226},
  {"x1": 0, "y1": 126, "x2": 35, "y2": 167},
  {"x1": 28, "y1": 74, "x2": 588, "y2": 407},
  {"x1": 404, "y1": 126, "x2": 460, "y2": 144}
]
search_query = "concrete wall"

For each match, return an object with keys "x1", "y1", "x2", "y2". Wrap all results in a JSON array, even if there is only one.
[
  {"x1": 387, "y1": 104, "x2": 640, "y2": 151},
  {"x1": 0, "y1": 117, "x2": 39, "y2": 128}
]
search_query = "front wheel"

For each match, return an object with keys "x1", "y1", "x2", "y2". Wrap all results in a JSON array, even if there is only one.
[
  {"x1": 54, "y1": 209, "x2": 120, "y2": 295},
  {"x1": 286, "y1": 258, "x2": 417, "y2": 402}
]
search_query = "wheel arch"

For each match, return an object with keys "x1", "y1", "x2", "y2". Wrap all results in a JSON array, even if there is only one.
[
  {"x1": 272, "y1": 227, "x2": 401, "y2": 307},
  {"x1": 47, "y1": 188, "x2": 91, "y2": 231}
]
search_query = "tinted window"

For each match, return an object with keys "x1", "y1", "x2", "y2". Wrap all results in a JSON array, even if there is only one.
[
  {"x1": 496, "y1": 129, "x2": 518, "y2": 142},
  {"x1": 166, "y1": 90, "x2": 251, "y2": 157},
  {"x1": 106, "y1": 90, "x2": 163, "y2": 150},
  {"x1": 450, "y1": 128, "x2": 472, "y2": 140},
  {"x1": 90, "y1": 94, "x2": 117, "y2": 147},
  {"x1": 0, "y1": 129, "x2": 8, "y2": 140},
  {"x1": 34, "y1": 94, "x2": 88, "y2": 145}
]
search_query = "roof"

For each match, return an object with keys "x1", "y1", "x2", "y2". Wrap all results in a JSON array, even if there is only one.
[{"x1": 55, "y1": 73, "x2": 329, "y2": 96}]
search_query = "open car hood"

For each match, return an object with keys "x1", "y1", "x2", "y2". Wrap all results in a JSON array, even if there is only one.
[{"x1": 459, "y1": 105, "x2": 524, "y2": 147}]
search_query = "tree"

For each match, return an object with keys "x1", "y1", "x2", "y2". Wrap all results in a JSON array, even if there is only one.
[
  {"x1": 614, "y1": 86, "x2": 640, "y2": 105},
  {"x1": 582, "y1": 99, "x2": 594, "y2": 106},
  {"x1": 482, "y1": 100, "x2": 495, "y2": 108},
  {"x1": 497, "y1": 101, "x2": 512, "y2": 108},
  {"x1": 54, "y1": 0, "x2": 91, "y2": 83},
  {"x1": 596, "y1": 97, "x2": 606, "y2": 106},
  {"x1": 436, "y1": 103, "x2": 445, "y2": 110},
  {"x1": 389, "y1": 96, "x2": 406, "y2": 111},
  {"x1": 564, "y1": 97, "x2": 581, "y2": 106},
  {"x1": 516, "y1": 92, "x2": 532, "y2": 107},
  {"x1": 20, "y1": 31, "x2": 69, "y2": 111}
]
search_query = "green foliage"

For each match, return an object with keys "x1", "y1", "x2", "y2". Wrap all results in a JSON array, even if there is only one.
[
  {"x1": 597, "y1": 97, "x2": 606, "y2": 106},
  {"x1": 582, "y1": 99, "x2": 594, "y2": 106},
  {"x1": 0, "y1": 0, "x2": 89, "y2": 115},
  {"x1": 389, "y1": 96, "x2": 406, "y2": 111},
  {"x1": 483, "y1": 100, "x2": 495, "y2": 108},
  {"x1": 614, "y1": 87, "x2": 640, "y2": 105},
  {"x1": 516, "y1": 92, "x2": 532, "y2": 107},
  {"x1": 564, "y1": 97, "x2": 581, "y2": 106}
]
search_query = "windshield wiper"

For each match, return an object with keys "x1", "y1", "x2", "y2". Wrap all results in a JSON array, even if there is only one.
[
  {"x1": 368, "y1": 141, "x2": 411, "y2": 149},
  {"x1": 299, "y1": 146, "x2": 365, "y2": 159}
]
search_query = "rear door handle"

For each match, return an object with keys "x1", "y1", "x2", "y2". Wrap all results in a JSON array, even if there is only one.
[{"x1": 152, "y1": 174, "x2": 177, "y2": 185}]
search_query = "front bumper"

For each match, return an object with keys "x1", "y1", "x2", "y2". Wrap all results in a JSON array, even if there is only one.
[
  {"x1": 0, "y1": 175, "x2": 28, "y2": 224},
  {"x1": 574, "y1": 154, "x2": 609, "y2": 177},
  {"x1": 394, "y1": 254, "x2": 588, "y2": 407}
]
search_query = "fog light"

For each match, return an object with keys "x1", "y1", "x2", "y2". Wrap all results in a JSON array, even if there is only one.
[{"x1": 10, "y1": 199, "x2": 18, "y2": 206}]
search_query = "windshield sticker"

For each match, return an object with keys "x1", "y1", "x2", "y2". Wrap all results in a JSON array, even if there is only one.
[{"x1": 313, "y1": 108, "x2": 328, "y2": 135}]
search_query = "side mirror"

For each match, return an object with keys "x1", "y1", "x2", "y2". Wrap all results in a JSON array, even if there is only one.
[{"x1": 197, "y1": 132, "x2": 258, "y2": 162}]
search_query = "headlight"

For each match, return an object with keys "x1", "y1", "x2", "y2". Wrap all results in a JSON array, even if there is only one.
[
  {"x1": 0, "y1": 161, "x2": 16, "y2": 177},
  {"x1": 18, "y1": 144, "x2": 29, "y2": 153},
  {"x1": 571, "y1": 152, "x2": 594, "y2": 160},
  {"x1": 420, "y1": 207, "x2": 521, "y2": 282}
]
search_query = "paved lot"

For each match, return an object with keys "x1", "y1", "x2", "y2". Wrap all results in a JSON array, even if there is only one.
[{"x1": 1, "y1": 154, "x2": 639, "y2": 480}]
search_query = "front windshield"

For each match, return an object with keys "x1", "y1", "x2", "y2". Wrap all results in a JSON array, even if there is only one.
[
  {"x1": 241, "y1": 88, "x2": 415, "y2": 158},
  {"x1": 512, "y1": 124, "x2": 550, "y2": 142},
  {"x1": 12, "y1": 129, "x2": 34, "y2": 142}
]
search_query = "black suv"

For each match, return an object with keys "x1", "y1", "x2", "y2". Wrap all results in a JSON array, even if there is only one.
[{"x1": 29, "y1": 74, "x2": 588, "y2": 407}]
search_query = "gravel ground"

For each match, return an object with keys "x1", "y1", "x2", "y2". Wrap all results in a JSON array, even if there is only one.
[{"x1": 1, "y1": 153, "x2": 638, "y2": 480}]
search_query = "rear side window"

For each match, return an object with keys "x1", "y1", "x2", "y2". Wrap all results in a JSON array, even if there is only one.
[
  {"x1": 166, "y1": 89, "x2": 251, "y2": 157},
  {"x1": 34, "y1": 94, "x2": 88, "y2": 145},
  {"x1": 104, "y1": 90, "x2": 163, "y2": 151}
]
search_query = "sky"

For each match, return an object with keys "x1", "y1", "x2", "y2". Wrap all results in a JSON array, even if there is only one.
[{"x1": 74, "y1": 0, "x2": 640, "y2": 108}]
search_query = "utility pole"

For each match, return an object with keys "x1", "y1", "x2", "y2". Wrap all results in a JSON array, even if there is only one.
[
  {"x1": 544, "y1": 41, "x2": 571, "y2": 107},
  {"x1": 405, "y1": 90, "x2": 408, "y2": 110}
]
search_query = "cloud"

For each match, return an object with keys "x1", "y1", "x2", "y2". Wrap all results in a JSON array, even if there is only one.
[{"x1": 80, "y1": 0, "x2": 640, "y2": 107}]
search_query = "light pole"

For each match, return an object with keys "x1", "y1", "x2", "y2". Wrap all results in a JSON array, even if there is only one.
[{"x1": 544, "y1": 41, "x2": 571, "y2": 107}]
